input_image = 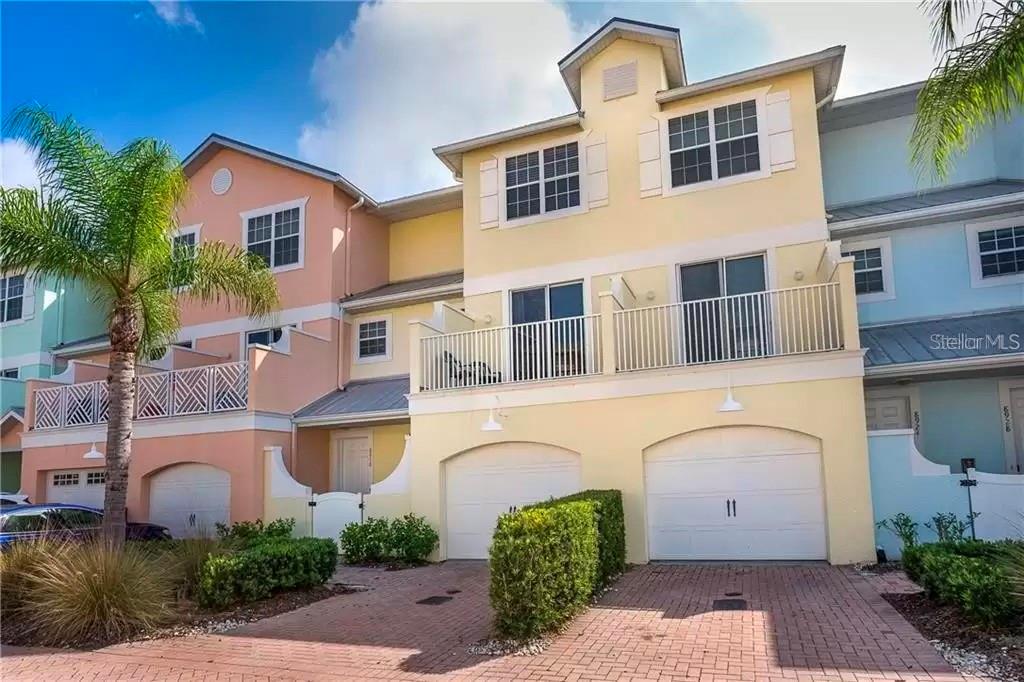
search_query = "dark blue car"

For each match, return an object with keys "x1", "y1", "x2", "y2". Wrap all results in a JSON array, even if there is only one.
[{"x1": 0, "y1": 503, "x2": 172, "y2": 547}]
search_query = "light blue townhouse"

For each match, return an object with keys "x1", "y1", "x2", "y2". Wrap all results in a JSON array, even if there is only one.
[
  {"x1": 0, "y1": 273, "x2": 106, "y2": 492},
  {"x1": 820, "y1": 82, "x2": 1024, "y2": 477}
]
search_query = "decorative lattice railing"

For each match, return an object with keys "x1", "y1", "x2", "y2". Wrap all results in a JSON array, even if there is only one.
[{"x1": 33, "y1": 361, "x2": 248, "y2": 429}]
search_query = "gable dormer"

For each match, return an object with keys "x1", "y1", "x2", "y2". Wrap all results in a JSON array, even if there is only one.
[{"x1": 558, "y1": 18, "x2": 685, "y2": 115}]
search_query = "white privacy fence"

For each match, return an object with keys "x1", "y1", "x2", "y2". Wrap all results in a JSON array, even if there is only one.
[
  {"x1": 419, "y1": 314, "x2": 603, "y2": 391},
  {"x1": 33, "y1": 361, "x2": 248, "y2": 429},
  {"x1": 613, "y1": 282, "x2": 843, "y2": 372}
]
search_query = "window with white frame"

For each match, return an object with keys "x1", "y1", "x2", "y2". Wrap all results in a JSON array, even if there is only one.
[
  {"x1": 86, "y1": 471, "x2": 105, "y2": 485},
  {"x1": 668, "y1": 99, "x2": 760, "y2": 188},
  {"x1": 1, "y1": 368, "x2": 19, "y2": 379},
  {"x1": 52, "y1": 472, "x2": 79, "y2": 486},
  {"x1": 977, "y1": 224, "x2": 1024, "y2": 278},
  {"x1": 505, "y1": 141, "x2": 580, "y2": 220},
  {"x1": 841, "y1": 238, "x2": 895, "y2": 301},
  {"x1": 246, "y1": 327, "x2": 284, "y2": 347},
  {"x1": 245, "y1": 205, "x2": 301, "y2": 269},
  {"x1": 357, "y1": 319, "x2": 388, "y2": 360},
  {"x1": 0, "y1": 274, "x2": 25, "y2": 323},
  {"x1": 171, "y1": 226, "x2": 200, "y2": 287}
]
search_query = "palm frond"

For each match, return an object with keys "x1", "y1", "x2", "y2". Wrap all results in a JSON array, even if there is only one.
[
  {"x1": 911, "y1": 0, "x2": 1024, "y2": 179},
  {"x1": 922, "y1": 0, "x2": 980, "y2": 50},
  {"x1": 170, "y1": 241, "x2": 280, "y2": 319}
]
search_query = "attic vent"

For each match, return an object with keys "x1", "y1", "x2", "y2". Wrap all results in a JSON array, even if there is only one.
[
  {"x1": 603, "y1": 61, "x2": 637, "y2": 101},
  {"x1": 211, "y1": 168, "x2": 233, "y2": 195}
]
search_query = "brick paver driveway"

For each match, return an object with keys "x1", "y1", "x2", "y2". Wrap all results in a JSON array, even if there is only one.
[{"x1": 1, "y1": 562, "x2": 973, "y2": 681}]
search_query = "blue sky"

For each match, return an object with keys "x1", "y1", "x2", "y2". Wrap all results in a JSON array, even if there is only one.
[{"x1": 2, "y1": 1, "x2": 941, "y2": 199}]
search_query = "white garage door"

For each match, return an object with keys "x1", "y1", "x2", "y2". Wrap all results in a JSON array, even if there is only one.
[
  {"x1": 445, "y1": 443, "x2": 581, "y2": 559},
  {"x1": 645, "y1": 427, "x2": 826, "y2": 560},
  {"x1": 149, "y1": 463, "x2": 230, "y2": 538},
  {"x1": 47, "y1": 468, "x2": 106, "y2": 508}
]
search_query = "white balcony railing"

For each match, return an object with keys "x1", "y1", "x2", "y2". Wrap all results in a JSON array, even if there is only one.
[
  {"x1": 614, "y1": 282, "x2": 843, "y2": 372},
  {"x1": 33, "y1": 361, "x2": 249, "y2": 430},
  {"x1": 419, "y1": 314, "x2": 603, "y2": 391}
]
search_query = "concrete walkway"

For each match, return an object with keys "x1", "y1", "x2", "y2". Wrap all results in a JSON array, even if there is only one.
[{"x1": 1, "y1": 562, "x2": 975, "y2": 681}]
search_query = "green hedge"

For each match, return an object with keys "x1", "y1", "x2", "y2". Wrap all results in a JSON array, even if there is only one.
[
  {"x1": 489, "y1": 490, "x2": 626, "y2": 639},
  {"x1": 196, "y1": 537, "x2": 338, "y2": 610},
  {"x1": 901, "y1": 541, "x2": 1018, "y2": 626},
  {"x1": 530, "y1": 490, "x2": 625, "y2": 588},
  {"x1": 339, "y1": 515, "x2": 439, "y2": 565}
]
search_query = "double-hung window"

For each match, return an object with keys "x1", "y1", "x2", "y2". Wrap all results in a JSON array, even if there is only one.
[
  {"x1": 171, "y1": 226, "x2": 199, "y2": 288},
  {"x1": 0, "y1": 274, "x2": 25, "y2": 323},
  {"x1": 977, "y1": 224, "x2": 1024, "y2": 278},
  {"x1": 843, "y1": 247, "x2": 885, "y2": 294},
  {"x1": 246, "y1": 327, "x2": 283, "y2": 347},
  {"x1": 668, "y1": 98, "x2": 761, "y2": 188},
  {"x1": 357, "y1": 319, "x2": 389, "y2": 360},
  {"x1": 245, "y1": 203, "x2": 302, "y2": 269},
  {"x1": 505, "y1": 141, "x2": 580, "y2": 221},
  {"x1": 1, "y1": 368, "x2": 19, "y2": 379}
]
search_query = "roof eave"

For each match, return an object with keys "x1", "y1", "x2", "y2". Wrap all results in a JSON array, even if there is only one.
[
  {"x1": 291, "y1": 408, "x2": 409, "y2": 427},
  {"x1": 656, "y1": 45, "x2": 845, "y2": 106},
  {"x1": 432, "y1": 112, "x2": 584, "y2": 177},
  {"x1": 374, "y1": 185, "x2": 463, "y2": 221},
  {"x1": 828, "y1": 191, "x2": 1024, "y2": 236},
  {"x1": 340, "y1": 282, "x2": 465, "y2": 314}
]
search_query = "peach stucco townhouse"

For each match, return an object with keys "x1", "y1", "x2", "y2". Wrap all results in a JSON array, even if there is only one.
[{"x1": 19, "y1": 19, "x2": 878, "y2": 564}]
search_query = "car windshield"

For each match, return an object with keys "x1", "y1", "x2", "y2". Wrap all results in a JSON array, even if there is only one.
[{"x1": 1, "y1": 510, "x2": 51, "y2": 533}]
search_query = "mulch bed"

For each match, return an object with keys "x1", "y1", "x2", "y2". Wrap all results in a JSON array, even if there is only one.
[
  {"x1": 1, "y1": 584, "x2": 354, "y2": 650},
  {"x1": 884, "y1": 591, "x2": 1024, "y2": 681}
]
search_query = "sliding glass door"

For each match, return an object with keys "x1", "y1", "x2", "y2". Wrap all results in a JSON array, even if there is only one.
[
  {"x1": 679, "y1": 254, "x2": 767, "y2": 363},
  {"x1": 510, "y1": 281, "x2": 585, "y2": 380}
]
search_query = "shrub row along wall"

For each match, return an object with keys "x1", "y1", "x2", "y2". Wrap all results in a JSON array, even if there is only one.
[
  {"x1": 489, "y1": 490, "x2": 625, "y2": 639},
  {"x1": 902, "y1": 540, "x2": 1021, "y2": 626}
]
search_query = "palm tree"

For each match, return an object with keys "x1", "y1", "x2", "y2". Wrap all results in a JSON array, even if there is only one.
[
  {"x1": 0, "y1": 107, "x2": 279, "y2": 548},
  {"x1": 911, "y1": 0, "x2": 1024, "y2": 178}
]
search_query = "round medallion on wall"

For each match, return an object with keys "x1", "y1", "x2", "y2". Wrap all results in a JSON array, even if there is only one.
[{"x1": 211, "y1": 168, "x2": 233, "y2": 195}]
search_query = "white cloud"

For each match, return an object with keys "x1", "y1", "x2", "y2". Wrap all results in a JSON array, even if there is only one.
[
  {"x1": 0, "y1": 138, "x2": 41, "y2": 190},
  {"x1": 298, "y1": 1, "x2": 587, "y2": 199},
  {"x1": 738, "y1": 2, "x2": 939, "y2": 97},
  {"x1": 299, "y1": 2, "x2": 946, "y2": 198},
  {"x1": 149, "y1": 0, "x2": 204, "y2": 33}
]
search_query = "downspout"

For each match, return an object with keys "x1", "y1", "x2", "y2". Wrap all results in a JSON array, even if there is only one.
[
  {"x1": 339, "y1": 196, "x2": 365, "y2": 390},
  {"x1": 816, "y1": 85, "x2": 837, "y2": 110},
  {"x1": 344, "y1": 196, "x2": 366, "y2": 298}
]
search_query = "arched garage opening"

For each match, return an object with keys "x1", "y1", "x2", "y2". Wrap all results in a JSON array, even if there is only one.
[
  {"x1": 644, "y1": 426, "x2": 826, "y2": 561},
  {"x1": 444, "y1": 442, "x2": 581, "y2": 559},
  {"x1": 147, "y1": 463, "x2": 231, "y2": 539}
]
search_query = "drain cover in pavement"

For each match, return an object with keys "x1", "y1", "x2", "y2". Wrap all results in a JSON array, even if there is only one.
[
  {"x1": 446, "y1": 589, "x2": 462, "y2": 594},
  {"x1": 725, "y1": 591, "x2": 742, "y2": 597},
  {"x1": 417, "y1": 595, "x2": 453, "y2": 605},
  {"x1": 712, "y1": 598, "x2": 747, "y2": 610}
]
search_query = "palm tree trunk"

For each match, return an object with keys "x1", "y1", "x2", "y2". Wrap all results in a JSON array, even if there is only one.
[{"x1": 101, "y1": 302, "x2": 139, "y2": 549}]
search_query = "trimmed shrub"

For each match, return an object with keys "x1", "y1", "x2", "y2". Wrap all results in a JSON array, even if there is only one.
[
  {"x1": 215, "y1": 518, "x2": 295, "y2": 547},
  {"x1": 8, "y1": 539, "x2": 175, "y2": 645},
  {"x1": 532, "y1": 490, "x2": 625, "y2": 587},
  {"x1": 339, "y1": 517, "x2": 391, "y2": 564},
  {"x1": 338, "y1": 515, "x2": 438, "y2": 565},
  {"x1": 903, "y1": 540, "x2": 1019, "y2": 626},
  {"x1": 389, "y1": 514, "x2": 440, "y2": 564},
  {"x1": 196, "y1": 537, "x2": 338, "y2": 610},
  {"x1": 489, "y1": 498, "x2": 600, "y2": 639}
]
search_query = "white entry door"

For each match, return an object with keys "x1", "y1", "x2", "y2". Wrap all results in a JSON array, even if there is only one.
[
  {"x1": 1008, "y1": 387, "x2": 1024, "y2": 473},
  {"x1": 332, "y1": 437, "x2": 372, "y2": 493},
  {"x1": 445, "y1": 443, "x2": 581, "y2": 559},
  {"x1": 47, "y1": 468, "x2": 106, "y2": 508},
  {"x1": 645, "y1": 427, "x2": 826, "y2": 560},
  {"x1": 148, "y1": 463, "x2": 230, "y2": 538},
  {"x1": 865, "y1": 396, "x2": 911, "y2": 431}
]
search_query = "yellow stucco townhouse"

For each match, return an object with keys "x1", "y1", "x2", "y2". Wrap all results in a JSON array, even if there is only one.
[{"x1": 292, "y1": 18, "x2": 876, "y2": 566}]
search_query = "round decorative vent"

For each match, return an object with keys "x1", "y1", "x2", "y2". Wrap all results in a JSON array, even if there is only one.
[{"x1": 211, "y1": 168, "x2": 232, "y2": 195}]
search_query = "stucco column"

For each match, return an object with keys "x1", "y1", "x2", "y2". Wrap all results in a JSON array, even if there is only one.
[
  {"x1": 598, "y1": 291, "x2": 619, "y2": 376},
  {"x1": 835, "y1": 259, "x2": 861, "y2": 351},
  {"x1": 408, "y1": 320, "x2": 423, "y2": 394}
]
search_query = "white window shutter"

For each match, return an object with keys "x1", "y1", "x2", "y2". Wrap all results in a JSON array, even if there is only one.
[
  {"x1": 766, "y1": 90, "x2": 795, "y2": 171},
  {"x1": 585, "y1": 132, "x2": 608, "y2": 208},
  {"x1": 479, "y1": 158, "x2": 499, "y2": 229},
  {"x1": 638, "y1": 118, "x2": 662, "y2": 197},
  {"x1": 20, "y1": 274, "x2": 35, "y2": 321}
]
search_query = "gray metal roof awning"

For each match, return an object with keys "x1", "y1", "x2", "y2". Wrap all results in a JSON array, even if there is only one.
[
  {"x1": 862, "y1": 309, "x2": 1024, "y2": 372},
  {"x1": 293, "y1": 376, "x2": 409, "y2": 424},
  {"x1": 341, "y1": 271, "x2": 463, "y2": 311},
  {"x1": 829, "y1": 180, "x2": 1024, "y2": 228}
]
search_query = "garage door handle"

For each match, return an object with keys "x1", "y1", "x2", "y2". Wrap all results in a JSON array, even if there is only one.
[
  {"x1": 725, "y1": 499, "x2": 731, "y2": 517},
  {"x1": 730, "y1": 499, "x2": 737, "y2": 517}
]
